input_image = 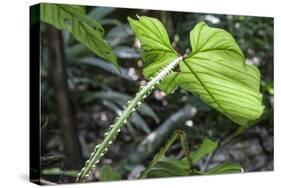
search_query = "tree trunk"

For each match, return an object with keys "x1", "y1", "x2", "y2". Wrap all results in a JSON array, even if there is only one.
[{"x1": 46, "y1": 25, "x2": 82, "y2": 170}]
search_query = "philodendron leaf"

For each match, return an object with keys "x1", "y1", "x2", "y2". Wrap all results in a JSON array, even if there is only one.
[
  {"x1": 178, "y1": 22, "x2": 264, "y2": 126},
  {"x1": 190, "y1": 138, "x2": 218, "y2": 164},
  {"x1": 40, "y1": 3, "x2": 118, "y2": 69},
  {"x1": 128, "y1": 16, "x2": 264, "y2": 127}
]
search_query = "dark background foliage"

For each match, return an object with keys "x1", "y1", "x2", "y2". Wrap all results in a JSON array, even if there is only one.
[{"x1": 40, "y1": 5, "x2": 273, "y2": 183}]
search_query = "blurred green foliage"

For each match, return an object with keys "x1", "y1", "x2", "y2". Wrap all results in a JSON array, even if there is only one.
[{"x1": 40, "y1": 5, "x2": 273, "y2": 183}]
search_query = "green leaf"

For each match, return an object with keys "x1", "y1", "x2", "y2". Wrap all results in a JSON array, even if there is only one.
[
  {"x1": 146, "y1": 157, "x2": 190, "y2": 178},
  {"x1": 206, "y1": 162, "x2": 242, "y2": 174},
  {"x1": 42, "y1": 167, "x2": 79, "y2": 177},
  {"x1": 40, "y1": 3, "x2": 118, "y2": 69},
  {"x1": 99, "y1": 166, "x2": 121, "y2": 181},
  {"x1": 128, "y1": 16, "x2": 180, "y2": 93},
  {"x1": 177, "y1": 22, "x2": 264, "y2": 126},
  {"x1": 131, "y1": 112, "x2": 151, "y2": 134},
  {"x1": 190, "y1": 138, "x2": 218, "y2": 164},
  {"x1": 83, "y1": 90, "x2": 160, "y2": 123},
  {"x1": 88, "y1": 7, "x2": 116, "y2": 21},
  {"x1": 128, "y1": 16, "x2": 264, "y2": 127}
]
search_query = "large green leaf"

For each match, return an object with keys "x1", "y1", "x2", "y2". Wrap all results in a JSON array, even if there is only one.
[
  {"x1": 128, "y1": 16, "x2": 264, "y2": 127},
  {"x1": 190, "y1": 138, "x2": 218, "y2": 164},
  {"x1": 178, "y1": 22, "x2": 264, "y2": 126},
  {"x1": 40, "y1": 3, "x2": 118, "y2": 69}
]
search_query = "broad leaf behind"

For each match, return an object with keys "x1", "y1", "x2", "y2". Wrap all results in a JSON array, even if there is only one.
[
  {"x1": 190, "y1": 138, "x2": 218, "y2": 163},
  {"x1": 40, "y1": 3, "x2": 118, "y2": 69}
]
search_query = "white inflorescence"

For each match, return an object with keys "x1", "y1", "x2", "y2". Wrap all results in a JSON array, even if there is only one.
[{"x1": 76, "y1": 56, "x2": 183, "y2": 182}]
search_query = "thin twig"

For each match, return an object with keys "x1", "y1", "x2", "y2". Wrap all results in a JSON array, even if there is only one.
[
  {"x1": 139, "y1": 131, "x2": 179, "y2": 179},
  {"x1": 178, "y1": 130, "x2": 193, "y2": 172}
]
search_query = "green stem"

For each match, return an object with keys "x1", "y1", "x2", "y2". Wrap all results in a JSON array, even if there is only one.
[
  {"x1": 139, "y1": 130, "x2": 179, "y2": 179},
  {"x1": 76, "y1": 55, "x2": 183, "y2": 182},
  {"x1": 139, "y1": 130, "x2": 194, "y2": 178},
  {"x1": 178, "y1": 130, "x2": 193, "y2": 172},
  {"x1": 192, "y1": 169, "x2": 206, "y2": 175}
]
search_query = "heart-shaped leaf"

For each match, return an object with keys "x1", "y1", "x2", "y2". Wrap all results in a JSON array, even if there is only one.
[
  {"x1": 178, "y1": 22, "x2": 264, "y2": 126},
  {"x1": 128, "y1": 16, "x2": 264, "y2": 127},
  {"x1": 40, "y1": 3, "x2": 118, "y2": 69}
]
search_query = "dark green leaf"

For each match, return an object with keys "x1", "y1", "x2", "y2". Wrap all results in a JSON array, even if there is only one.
[
  {"x1": 80, "y1": 57, "x2": 132, "y2": 80},
  {"x1": 146, "y1": 157, "x2": 190, "y2": 178},
  {"x1": 99, "y1": 166, "x2": 121, "y2": 181},
  {"x1": 206, "y1": 162, "x2": 242, "y2": 174},
  {"x1": 114, "y1": 46, "x2": 141, "y2": 59},
  {"x1": 190, "y1": 138, "x2": 218, "y2": 163},
  {"x1": 42, "y1": 167, "x2": 78, "y2": 177},
  {"x1": 40, "y1": 3, "x2": 118, "y2": 69},
  {"x1": 106, "y1": 24, "x2": 133, "y2": 46},
  {"x1": 82, "y1": 90, "x2": 159, "y2": 134},
  {"x1": 88, "y1": 7, "x2": 116, "y2": 21},
  {"x1": 131, "y1": 112, "x2": 151, "y2": 134},
  {"x1": 83, "y1": 90, "x2": 160, "y2": 123}
]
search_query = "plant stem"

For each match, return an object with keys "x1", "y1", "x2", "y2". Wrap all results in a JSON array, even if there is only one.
[
  {"x1": 139, "y1": 130, "x2": 179, "y2": 179},
  {"x1": 139, "y1": 130, "x2": 194, "y2": 178},
  {"x1": 178, "y1": 130, "x2": 193, "y2": 172},
  {"x1": 76, "y1": 55, "x2": 183, "y2": 182}
]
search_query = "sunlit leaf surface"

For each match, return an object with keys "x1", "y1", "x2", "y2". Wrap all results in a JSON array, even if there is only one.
[{"x1": 128, "y1": 16, "x2": 264, "y2": 127}]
